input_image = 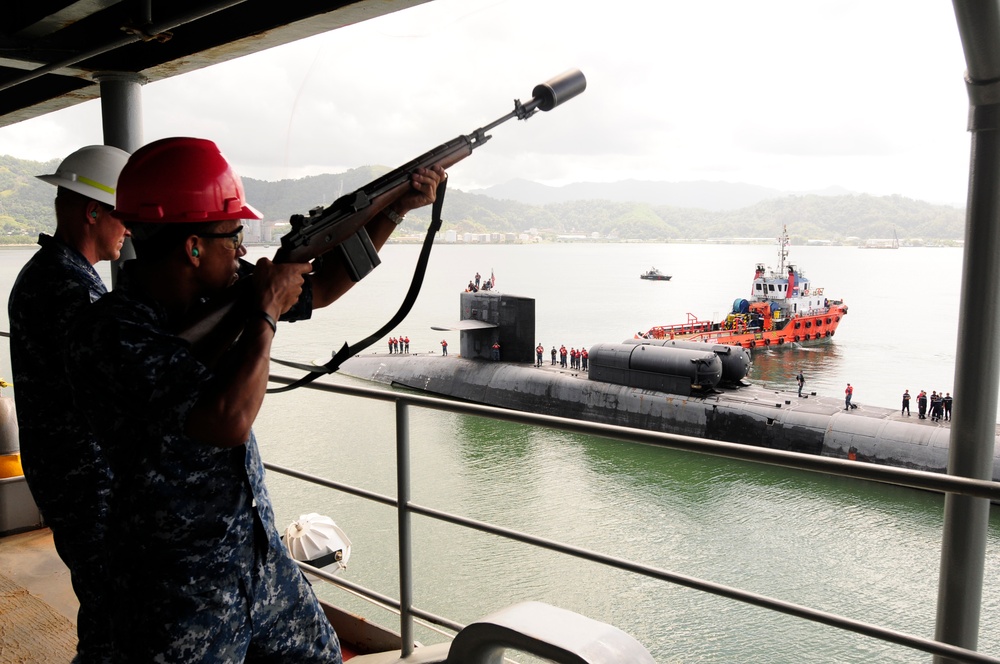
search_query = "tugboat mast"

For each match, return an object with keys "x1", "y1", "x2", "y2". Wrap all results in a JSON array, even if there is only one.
[{"x1": 777, "y1": 225, "x2": 789, "y2": 274}]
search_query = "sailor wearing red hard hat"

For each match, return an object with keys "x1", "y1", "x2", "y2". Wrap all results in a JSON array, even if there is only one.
[{"x1": 66, "y1": 136, "x2": 444, "y2": 662}]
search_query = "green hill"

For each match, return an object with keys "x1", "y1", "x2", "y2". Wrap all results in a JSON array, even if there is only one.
[
  {"x1": 0, "y1": 153, "x2": 965, "y2": 245},
  {"x1": 0, "y1": 155, "x2": 61, "y2": 243}
]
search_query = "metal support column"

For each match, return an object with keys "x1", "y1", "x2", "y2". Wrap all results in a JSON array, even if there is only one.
[
  {"x1": 396, "y1": 401, "x2": 415, "y2": 657},
  {"x1": 935, "y1": 3, "x2": 1000, "y2": 660},
  {"x1": 94, "y1": 72, "x2": 145, "y2": 153},
  {"x1": 94, "y1": 71, "x2": 145, "y2": 280}
]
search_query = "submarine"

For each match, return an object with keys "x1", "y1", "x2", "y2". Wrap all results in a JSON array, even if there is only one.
[{"x1": 339, "y1": 290, "x2": 1000, "y2": 482}]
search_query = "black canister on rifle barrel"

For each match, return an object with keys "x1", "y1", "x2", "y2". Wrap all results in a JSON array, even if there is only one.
[{"x1": 531, "y1": 70, "x2": 587, "y2": 112}]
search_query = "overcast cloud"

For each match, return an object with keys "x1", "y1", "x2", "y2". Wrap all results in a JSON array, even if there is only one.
[{"x1": 0, "y1": 0, "x2": 972, "y2": 206}]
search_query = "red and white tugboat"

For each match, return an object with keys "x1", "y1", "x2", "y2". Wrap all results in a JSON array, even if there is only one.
[{"x1": 643, "y1": 226, "x2": 847, "y2": 350}]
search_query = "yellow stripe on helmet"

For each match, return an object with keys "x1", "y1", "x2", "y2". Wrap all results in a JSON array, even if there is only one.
[{"x1": 76, "y1": 175, "x2": 115, "y2": 195}]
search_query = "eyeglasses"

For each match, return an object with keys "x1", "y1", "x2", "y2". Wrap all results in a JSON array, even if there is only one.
[{"x1": 198, "y1": 225, "x2": 244, "y2": 250}]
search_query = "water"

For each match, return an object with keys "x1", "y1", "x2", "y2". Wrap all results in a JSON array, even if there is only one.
[{"x1": 1, "y1": 241, "x2": 998, "y2": 662}]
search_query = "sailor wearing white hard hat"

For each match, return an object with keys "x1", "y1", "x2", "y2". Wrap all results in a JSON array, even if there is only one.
[{"x1": 9, "y1": 143, "x2": 131, "y2": 662}]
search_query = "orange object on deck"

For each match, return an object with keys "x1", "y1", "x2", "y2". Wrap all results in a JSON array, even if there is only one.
[{"x1": 0, "y1": 453, "x2": 24, "y2": 479}]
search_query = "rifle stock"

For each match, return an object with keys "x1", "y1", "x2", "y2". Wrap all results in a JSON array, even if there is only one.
[{"x1": 178, "y1": 69, "x2": 587, "y2": 349}]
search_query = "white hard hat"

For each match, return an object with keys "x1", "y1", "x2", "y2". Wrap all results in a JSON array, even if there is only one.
[{"x1": 36, "y1": 144, "x2": 130, "y2": 207}]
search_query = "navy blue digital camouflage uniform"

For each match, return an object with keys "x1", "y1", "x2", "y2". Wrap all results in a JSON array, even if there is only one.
[
  {"x1": 7, "y1": 233, "x2": 114, "y2": 663},
  {"x1": 67, "y1": 274, "x2": 341, "y2": 663}
]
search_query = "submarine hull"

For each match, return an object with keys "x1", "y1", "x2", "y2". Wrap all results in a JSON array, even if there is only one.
[{"x1": 339, "y1": 353, "x2": 1000, "y2": 483}]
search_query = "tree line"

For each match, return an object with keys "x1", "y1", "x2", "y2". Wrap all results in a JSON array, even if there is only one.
[{"x1": 0, "y1": 154, "x2": 965, "y2": 245}]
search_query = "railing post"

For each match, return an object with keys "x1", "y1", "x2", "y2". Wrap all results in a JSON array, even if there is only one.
[{"x1": 396, "y1": 400, "x2": 415, "y2": 656}]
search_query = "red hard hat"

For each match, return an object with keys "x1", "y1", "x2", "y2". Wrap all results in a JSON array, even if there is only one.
[{"x1": 113, "y1": 137, "x2": 261, "y2": 223}]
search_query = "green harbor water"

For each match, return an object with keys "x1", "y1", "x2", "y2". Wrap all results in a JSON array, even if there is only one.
[{"x1": 2, "y1": 241, "x2": 998, "y2": 662}]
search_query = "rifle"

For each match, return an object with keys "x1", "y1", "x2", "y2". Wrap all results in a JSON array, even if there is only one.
[
  {"x1": 180, "y1": 70, "x2": 587, "y2": 374},
  {"x1": 273, "y1": 69, "x2": 586, "y2": 265}
]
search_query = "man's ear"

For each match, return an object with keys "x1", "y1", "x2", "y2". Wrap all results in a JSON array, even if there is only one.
[
  {"x1": 85, "y1": 201, "x2": 101, "y2": 223},
  {"x1": 185, "y1": 236, "x2": 201, "y2": 264}
]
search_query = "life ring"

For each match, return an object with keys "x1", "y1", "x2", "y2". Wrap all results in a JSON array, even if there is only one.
[
  {"x1": 815, "y1": 332, "x2": 822, "y2": 340},
  {"x1": 764, "y1": 338, "x2": 771, "y2": 346},
  {"x1": 826, "y1": 318, "x2": 832, "y2": 325},
  {"x1": 816, "y1": 319, "x2": 823, "y2": 326},
  {"x1": 825, "y1": 331, "x2": 831, "y2": 337},
  {"x1": 805, "y1": 321, "x2": 812, "y2": 328},
  {"x1": 794, "y1": 335, "x2": 800, "y2": 342},
  {"x1": 777, "y1": 338, "x2": 785, "y2": 345}
]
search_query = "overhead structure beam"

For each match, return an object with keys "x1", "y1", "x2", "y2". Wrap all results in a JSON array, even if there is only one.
[
  {"x1": 0, "y1": 0, "x2": 431, "y2": 129},
  {"x1": 0, "y1": 0, "x2": 249, "y2": 94}
]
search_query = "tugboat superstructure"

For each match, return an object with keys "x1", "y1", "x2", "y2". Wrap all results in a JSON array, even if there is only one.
[{"x1": 645, "y1": 226, "x2": 847, "y2": 349}]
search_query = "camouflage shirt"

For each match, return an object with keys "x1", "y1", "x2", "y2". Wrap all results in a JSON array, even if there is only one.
[
  {"x1": 67, "y1": 278, "x2": 283, "y2": 587},
  {"x1": 7, "y1": 233, "x2": 111, "y2": 521}
]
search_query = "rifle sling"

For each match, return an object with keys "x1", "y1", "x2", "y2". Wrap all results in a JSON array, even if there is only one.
[{"x1": 267, "y1": 177, "x2": 448, "y2": 394}]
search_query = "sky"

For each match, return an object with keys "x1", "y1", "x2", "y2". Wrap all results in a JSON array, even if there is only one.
[{"x1": 0, "y1": 0, "x2": 973, "y2": 206}]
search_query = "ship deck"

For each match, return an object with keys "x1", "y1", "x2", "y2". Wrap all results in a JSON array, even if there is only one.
[
  {"x1": 0, "y1": 528, "x2": 78, "y2": 663},
  {"x1": 523, "y1": 355, "x2": 966, "y2": 428},
  {"x1": 0, "y1": 528, "x2": 373, "y2": 662}
]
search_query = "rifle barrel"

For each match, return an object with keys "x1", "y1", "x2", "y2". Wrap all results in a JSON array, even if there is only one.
[
  {"x1": 480, "y1": 69, "x2": 588, "y2": 134},
  {"x1": 181, "y1": 70, "x2": 587, "y2": 347}
]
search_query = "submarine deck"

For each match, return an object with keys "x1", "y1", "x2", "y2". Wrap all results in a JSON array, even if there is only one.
[{"x1": 347, "y1": 350, "x2": 968, "y2": 432}]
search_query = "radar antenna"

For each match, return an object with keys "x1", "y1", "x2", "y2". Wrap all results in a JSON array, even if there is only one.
[{"x1": 777, "y1": 225, "x2": 790, "y2": 273}]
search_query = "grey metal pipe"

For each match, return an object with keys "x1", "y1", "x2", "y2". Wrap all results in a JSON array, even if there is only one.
[
  {"x1": 95, "y1": 72, "x2": 144, "y2": 281},
  {"x1": 95, "y1": 72, "x2": 146, "y2": 154},
  {"x1": 953, "y1": 1, "x2": 1000, "y2": 80},
  {"x1": 934, "y1": 118, "x2": 999, "y2": 656},
  {"x1": 935, "y1": 2, "x2": 1000, "y2": 660},
  {"x1": 396, "y1": 402, "x2": 415, "y2": 656}
]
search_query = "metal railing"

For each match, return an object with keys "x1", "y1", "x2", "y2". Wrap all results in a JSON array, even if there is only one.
[{"x1": 266, "y1": 373, "x2": 1000, "y2": 663}]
